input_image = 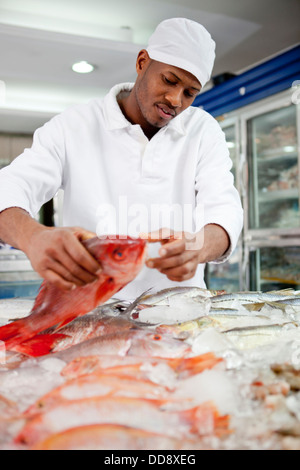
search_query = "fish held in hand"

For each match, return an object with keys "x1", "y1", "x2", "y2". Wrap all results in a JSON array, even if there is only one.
[{"x1": 0, "y1": 236, "x2": 147, "y2": 352}]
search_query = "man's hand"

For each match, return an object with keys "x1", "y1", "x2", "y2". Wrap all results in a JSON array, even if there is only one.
[
  {"x1": 141, "y1": 225, "x2": 230, "y2": 282},
  {"x1": 0, "y1": 208, "x2": 102, "y2": 290},
  {"x1": 141, "y1": 228, "x2": 203, "y2": 282},
  {"x1": 23, "y1": 226, "x2": 102, "y2": 291}
]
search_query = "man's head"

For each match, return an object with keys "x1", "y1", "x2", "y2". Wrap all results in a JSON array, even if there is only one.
[
  {"x1": 133, "y1": 50, "x2": 202, "y2": 130},
  {"x1": 122, "y1": 18, "x2": 215, "y2": 137},
  {"x1": 146, "y1": 18, "x2": 216, "y2": 89}
]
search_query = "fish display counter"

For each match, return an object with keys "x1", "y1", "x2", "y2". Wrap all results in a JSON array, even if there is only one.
[
  {"x1": 1, "y1": 283, "x2": 300, "y2": 450},
  {"x1": 0, "y1": 246, "x2": 42, "y2": 299}
]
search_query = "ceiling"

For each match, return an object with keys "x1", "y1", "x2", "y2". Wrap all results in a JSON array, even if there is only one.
[{"x1": 0, "y1": 0, "x2": 299, "y2": 133}]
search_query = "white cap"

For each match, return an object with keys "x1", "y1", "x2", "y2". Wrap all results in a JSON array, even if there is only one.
[{"x1": 146, "y1": 18, "x2": 216, "y2": 88}]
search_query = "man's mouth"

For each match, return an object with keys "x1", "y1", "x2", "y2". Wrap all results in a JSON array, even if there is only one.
[{"x1": 156, "y1": 104, "x2": 176, "y2": 120}]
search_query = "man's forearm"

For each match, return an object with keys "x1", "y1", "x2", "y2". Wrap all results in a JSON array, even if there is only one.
[
  {"x1": 0, "y1": 207, "x2": 44, "y2": 251},
  {"x1": 200, "y1": 223, "x2": 230, "y2": 263}
]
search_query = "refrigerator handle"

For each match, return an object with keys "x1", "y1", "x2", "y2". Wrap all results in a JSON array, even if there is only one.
[
  {"x1": 242, "y1": 243, "x2": 250, "y2": 291},
  {"x1": 239, "y1": 151, "x2": 247, "y2": 199}
]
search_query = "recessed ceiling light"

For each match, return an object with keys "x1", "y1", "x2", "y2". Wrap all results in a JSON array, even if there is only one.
[{"x1": 72, "y1": 61, "x2": 95, "y2": 74}]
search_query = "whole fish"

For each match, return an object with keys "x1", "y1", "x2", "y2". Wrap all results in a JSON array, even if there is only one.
[
  {"x1": 15, "y1": 396, "x2": 229, "y2": 446},
  {"x1": 61, "y1": 352, "x2": 223, "y2": 381},
  {"x1": 223, "y1": 322, "x2": 297, "y2": 350},
  {"x1": 0, "y1": 236, "x2": 147, "y2": 353},
  {"x1": 124, "y1": 286, "x2": 218, "y2": 322},
  {"x1": 138, "y1": 286, "x2": 218, "y2": 305},
  {"x1": 26, "y1": 372, "x2": 172, "y2": 416},
  {"x1": 31, "y1": 424, "x2": 206, "y2": 450},
  {"x1": 157, "y1": 314, "x2": 293, "y2": 339},
  {"x1": 210, "y1": 291, "x2": 299, "y2": 309},
  {"x1": 14, "y1": 314, "x2": 137, "y2": 357},
  {"x1": 50, "y1": 329, "x2": 192, "y2": 364}
]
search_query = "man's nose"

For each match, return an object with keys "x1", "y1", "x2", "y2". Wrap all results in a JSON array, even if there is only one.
[{"x1": 165, "y1": 88, "x2": 183, "y2": 108}]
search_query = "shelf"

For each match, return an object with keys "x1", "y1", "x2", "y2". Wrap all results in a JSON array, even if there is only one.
[
  {"x1": 258, "y1": 188, "x2": 298, "y2": 202},
  {"x1": 257, "y1": 149, "x2": 298, "y2": 162},
  {"x1": 262, "y1": 276, "x2": 300, "y2": 285}
]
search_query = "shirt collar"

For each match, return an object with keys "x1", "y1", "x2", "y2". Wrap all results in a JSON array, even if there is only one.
[{"x1": 103, "y1": 82, "x2": 186, "y2": 135}]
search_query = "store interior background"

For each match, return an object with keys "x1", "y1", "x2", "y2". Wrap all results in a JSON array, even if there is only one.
[{"x1": 0, "y1": 0, "x2": 299, "y2": 298}]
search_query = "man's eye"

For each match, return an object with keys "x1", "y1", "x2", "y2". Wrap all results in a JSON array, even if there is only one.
[{"x1": 164, "y1": 77, "x2": 176, "y2": 85}]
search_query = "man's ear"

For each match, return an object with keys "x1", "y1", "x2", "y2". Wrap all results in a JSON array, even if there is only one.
[{"x1": 136, "y1": 49, "x2": 151, "y2": 75}]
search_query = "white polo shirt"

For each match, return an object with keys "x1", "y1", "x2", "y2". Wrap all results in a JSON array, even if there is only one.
[{"x1": 0, "y1": 83, "x2": 243, "y2": 300}]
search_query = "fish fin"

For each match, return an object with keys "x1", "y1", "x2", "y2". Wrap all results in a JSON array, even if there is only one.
[
  {"x1": 174, "y1": 353, "x2": 223, "y2": 377},
  {"x1": 182, "y1": 402, "x2": 230, "y2": 437},
  {"x1": 13, "y1": 333, "x2": 70, "y2": 357},
  {"x1": 0, "y1": 319, "x2": 26, "y2": 350},
  {"x1": 54, "y1": 316, "x2": 78, "y2": 331}
]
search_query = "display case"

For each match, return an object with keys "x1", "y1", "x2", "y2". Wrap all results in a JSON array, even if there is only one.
[
  {"x1": 244, "y1": 234, "x2": 300, "y2": 291},
  {"x1": 203, "y1": 87, "x2": 300, "y2": 292},
  {"x1": 205, "y1": 118, "x2": 244, "y2": 292},
  {"x1": 0, "y1": 246, "x2": 42, "y2": 299},
  {"x1": 247, "y1": 104, "x2": 299, "y2": 231},
  {"x1": 242, "y1": 90, "x2": 300, "y2": 290}
]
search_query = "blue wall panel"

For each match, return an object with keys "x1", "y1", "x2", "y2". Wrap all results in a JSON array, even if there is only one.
[{"x1": 193, "y1": 45, "x2": 300, "y2": 117}]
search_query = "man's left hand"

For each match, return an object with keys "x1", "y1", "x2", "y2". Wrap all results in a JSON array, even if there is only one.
[{"x1": 141, "y1": 228, "x2": 204, "y2": 282}]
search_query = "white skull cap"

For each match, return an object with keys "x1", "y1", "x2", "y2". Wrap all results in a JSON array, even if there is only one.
[{"x1": 146, "y1": 18, "x2": 216, "y2": 88}]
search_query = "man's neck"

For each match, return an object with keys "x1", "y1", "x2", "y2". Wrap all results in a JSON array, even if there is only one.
[{"x1": 117, "y1": 90, "x2": 159, "y2": 140}]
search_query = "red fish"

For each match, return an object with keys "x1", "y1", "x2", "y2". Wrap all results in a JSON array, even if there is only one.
[{"x1": 0, "y1": 236, "x2": 147, "y2": 354}]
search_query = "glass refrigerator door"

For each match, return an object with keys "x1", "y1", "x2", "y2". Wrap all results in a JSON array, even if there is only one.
[
  {"x1": 249, "y1": 244, "x2": 300, "y2": 291},
  {"x1": 247, "y1": 103, "x2": 299, "y2": 230},
  {"x1": 205, "y1": 121, "x2": 242, "y2": 292}
]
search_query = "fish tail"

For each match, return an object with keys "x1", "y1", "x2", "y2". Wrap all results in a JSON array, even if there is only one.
[
  {"x1": 171, "y1": 353, "x2": 223, "y2": 377},
  {"x1": 0, "y1": 319, "x2": 28, "y2": 350},
  {"x1": 13, "y1": 333, "x2": 70, "y2": 357},
  {"x1": 181, "y1": 402, "x2": 230, "y2": 437}
]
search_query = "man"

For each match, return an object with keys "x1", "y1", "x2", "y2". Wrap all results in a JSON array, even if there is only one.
[{"x1": 0, "y1": 18, "x2": 243, "y2": 300}]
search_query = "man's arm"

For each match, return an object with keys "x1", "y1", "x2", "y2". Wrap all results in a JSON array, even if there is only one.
[
  {"x1": 143, "y1": 224, "x2": 229, "y2": 282},
  {"x1": 0, "y1": 208, "x2": 102, "y2": 290}
]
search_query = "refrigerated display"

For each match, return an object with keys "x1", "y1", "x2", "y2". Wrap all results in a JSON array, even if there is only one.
[
  {"x1": 246, "y1": 241, "x2": 300, "y2": 292},
  {"x1": 205, "y1": 119, "x2": 244, "y2": 292},
  {"x1": 247, "y1": 104, "x2": 299, "y2": 231},
  {"x1": 204, "y1": 87, "x2": 299, "y2": 292},
  {"x1": 242, "y1": 90, "x2": 300, "y2": 290}
]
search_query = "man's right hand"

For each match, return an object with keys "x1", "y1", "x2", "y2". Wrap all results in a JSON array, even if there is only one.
[
  {"x1": 23, "y1": 226, "x2": 102, "y2": 291},
  {"x1": 0, "y1": 208, "x2": 102, "y2": 290}
]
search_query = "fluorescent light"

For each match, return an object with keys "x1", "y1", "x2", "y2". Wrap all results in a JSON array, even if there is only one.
[
  {"x1": 283, "y1": 146, "x2": 296, "y2": 153},
  {"x1": 0, "y1": 81, "x2": 6, "y2": 104},
  {"x1": 227, "y1": 142, "x2": 235, "y2": 148},
  {"x1": 72, "y1": 61, "x2": 95, "y2": 74}
]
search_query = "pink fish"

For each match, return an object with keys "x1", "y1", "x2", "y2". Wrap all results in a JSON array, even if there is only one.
[{"x1": 0, "y1": 236, "x2": 147, "y2": 355}]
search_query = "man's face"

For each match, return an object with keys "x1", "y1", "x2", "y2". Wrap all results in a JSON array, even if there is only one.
[{"x1": 134, "y1": 51, "x2": 201, "y2": 131}]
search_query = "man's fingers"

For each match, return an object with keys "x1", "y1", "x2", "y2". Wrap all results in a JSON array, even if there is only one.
[
  {"x1": 139, "y1": 228, "x2": 178, "y2": 243},
  {"x1": 64, "y1": 234, "x2": 102, "y2": 278},
  {"x1": 161, "y1": 261, "x2": 198, "y2": 282},
  {"x1": 42, "y1": 269, "x2": 76, "y2": 291},
  {"x1": 46, "y1": 256, "x2": 96, "y2": 287}
]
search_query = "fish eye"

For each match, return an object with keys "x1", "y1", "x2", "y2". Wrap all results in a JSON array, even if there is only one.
[
  {"x1": 152, "y1": 334, "x2": 162, "y2": 341},
  {"x1": 112, "y1": 247, "x2": 125, "y2": 260}
]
